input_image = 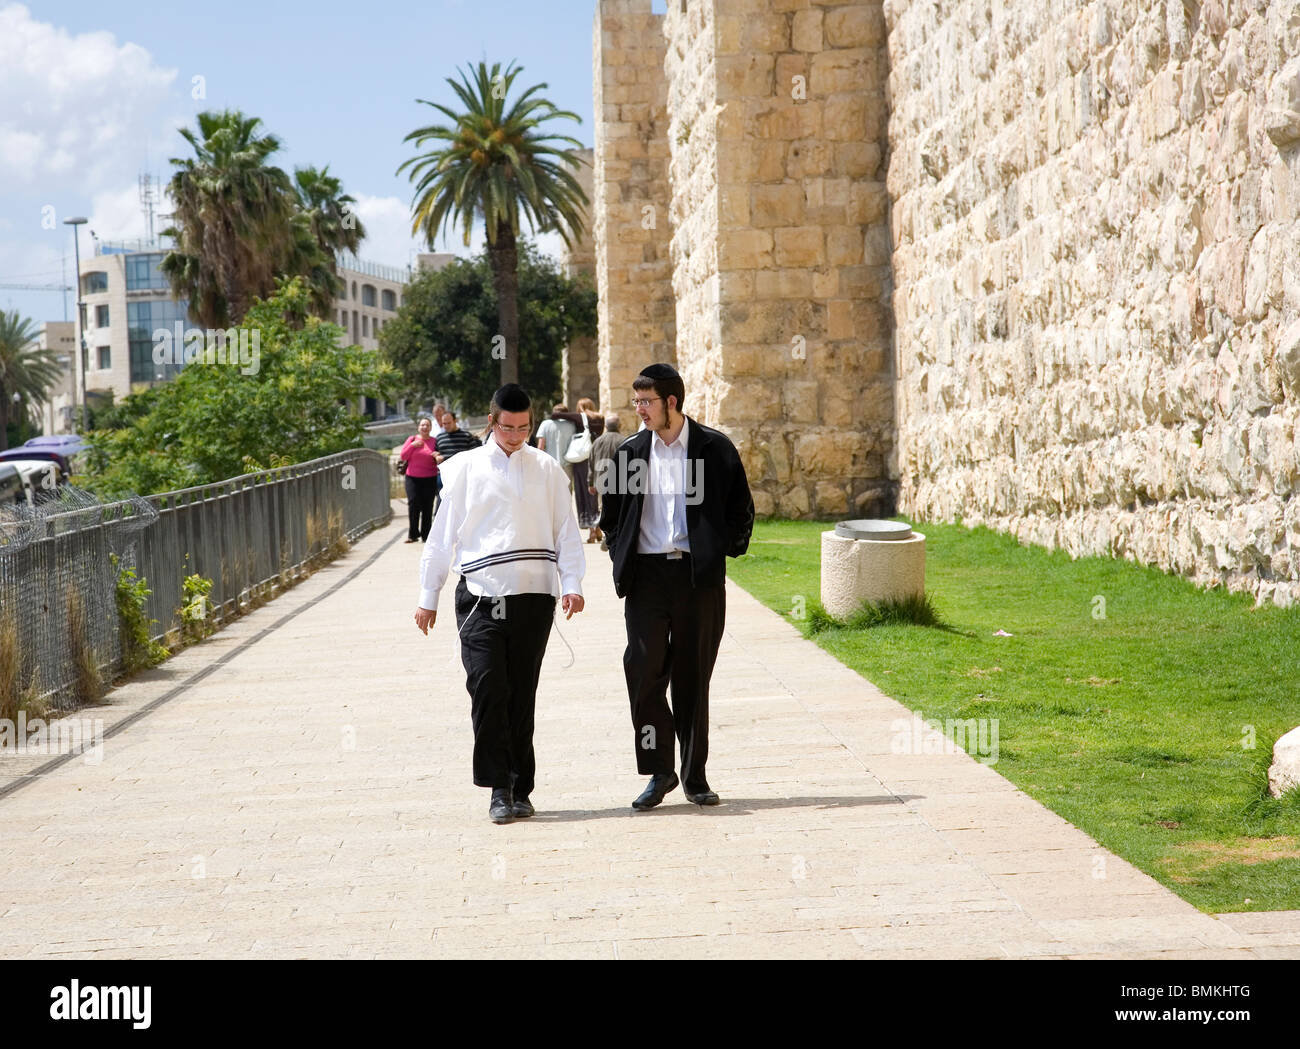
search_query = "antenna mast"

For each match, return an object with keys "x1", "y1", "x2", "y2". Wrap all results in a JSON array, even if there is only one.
[{"x1": 139, "y1": 173, "x2": 157, "y2": 242}]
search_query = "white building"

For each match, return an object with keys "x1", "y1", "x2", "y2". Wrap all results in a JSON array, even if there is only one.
[
  {"x1": 67, "y1": 240, "x2": 439, "y2": 425},
  {"x1": 30, "y1": 321, "x2": 76, "y2": 436}
]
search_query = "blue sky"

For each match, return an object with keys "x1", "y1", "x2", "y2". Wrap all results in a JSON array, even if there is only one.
[{"x1": 1, "y1": 0, "x2": 620, "y2": 323}]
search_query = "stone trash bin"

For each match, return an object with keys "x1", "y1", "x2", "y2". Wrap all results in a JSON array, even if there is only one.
[
  {"x1": 820, "y1": 520, "x2": 926, "y2": 621},
  {"x1": 1268, "y1": 725, "x2": 1300, "y2": 798}
]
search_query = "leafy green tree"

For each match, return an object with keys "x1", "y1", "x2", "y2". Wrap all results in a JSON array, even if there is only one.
[
  {"x1": 398, "y1": 60, "x2": 589, "y2": 386},
  {"x1": 0, "y1": 310, "x2": 64, "y2": 451},
  {"x1": 380, "y1": 240, "x2": 595, "y2": 415},
  {"x1": 85, "y1": 278, "x2": 397, "y2": 497}
]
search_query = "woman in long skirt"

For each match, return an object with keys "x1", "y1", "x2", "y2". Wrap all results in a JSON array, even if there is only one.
[{"x1": 551, "y1": 397, "x2": 604, "y2": 543}]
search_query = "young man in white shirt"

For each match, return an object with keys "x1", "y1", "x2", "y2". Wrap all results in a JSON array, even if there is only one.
[{"x1": 414, "y1": 384, "x2": 586, "y2": 824}]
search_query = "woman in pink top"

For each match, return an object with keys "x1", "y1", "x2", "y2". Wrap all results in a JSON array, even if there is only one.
[{"x1": 400, "y1": 416, "x2": 440, "y2": 543}]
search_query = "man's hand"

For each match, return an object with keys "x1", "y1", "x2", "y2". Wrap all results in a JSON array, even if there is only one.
[
  {"x1": 434, "y1": 453, "x2": 445, "y2": 463},
  {"x1": 561, "y1": 593, "x2": 584, "y2": 619},
  {"x1": 414, "y1": 607, "x2": 437, "y2": 634},
  {"x1": 588, "y1": 486, "x2": 596, "y2": 495}
]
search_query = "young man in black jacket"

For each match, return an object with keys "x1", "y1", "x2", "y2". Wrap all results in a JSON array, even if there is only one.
[{"x1": 597, "y1": 364, "x2": 755, "y2": 810}]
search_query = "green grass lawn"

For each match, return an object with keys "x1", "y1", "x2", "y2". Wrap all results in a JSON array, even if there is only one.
[{"x1": 728, "y1": 518, "x2": 1300, "y2": 913}]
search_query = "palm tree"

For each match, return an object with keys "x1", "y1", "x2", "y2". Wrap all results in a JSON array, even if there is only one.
[
  {"x1": 398, "y1": 61, "x2": 589, "y2": 385},
  {"x1": 161, "y1": 109, "x2": 297, "y2": 328},
  {"x1": 0, "y1": 311, "x2": 65, "y2": 450},
  {"x1": 291, "y1": 165, "x2": 367, "y2": 318}
]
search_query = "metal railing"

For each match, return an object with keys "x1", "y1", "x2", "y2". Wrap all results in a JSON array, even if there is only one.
[
  {"x1": 336, "y1": 252, "x2": 413, "y2": 285},
  {"x1": 0, "y1": 449, "x2": 392, "y2": 712}
]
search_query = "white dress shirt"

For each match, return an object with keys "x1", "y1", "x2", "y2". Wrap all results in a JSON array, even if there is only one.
[
  {"x1": 418, "y1": 437, "x2": 585, "y2": 610},
  {"x1": 637, "y1": 417, "x2": 691, "y2": 555}
]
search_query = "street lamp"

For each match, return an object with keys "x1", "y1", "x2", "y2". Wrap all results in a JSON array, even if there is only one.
[{"x1": 64, "y1": 216, "x2": 88, "y2": 433}]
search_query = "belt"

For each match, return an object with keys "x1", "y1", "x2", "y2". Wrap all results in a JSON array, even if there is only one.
[{"x1": 637, "y1": 550, "x2": 691, "y2": 560}]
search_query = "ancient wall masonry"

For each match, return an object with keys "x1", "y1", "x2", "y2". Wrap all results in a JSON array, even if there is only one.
[
  {"x1": 660, "y1": 0, "x2": 896, "y2": 518},
  {"x1": 592, "y1": 0, "x2": 677, "y2": 430},
  {"x1": 589, "y1": 0, "x2": 1300, "y2": 605},
  {"x1": 561, "y1": 148, "x2": 599, "y2": 409},
  {"x1": 888, "y1": 0, "x2": 1300, "y2": 605}
]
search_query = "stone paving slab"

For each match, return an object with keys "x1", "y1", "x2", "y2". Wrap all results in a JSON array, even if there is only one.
[{"x1": 0, "y1": 504, "x2": 1297, "y2": 959}]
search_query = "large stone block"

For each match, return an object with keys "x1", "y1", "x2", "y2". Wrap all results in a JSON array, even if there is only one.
[
  {"x1": 717, "y1": 53, "x2": 776, "y2": 101},
  {"x1": 810, "y1": 48, "x2": 874, "y2": 96},
  {"x1": 825, "y1": 5, "x2": 883, "y2": 48},
  {"x1": 823, "y1": 93, "x2": 868, "y2": 141},
  {"x1": 743, "y1": 12, "x2": 792, "y2": 52},
  {"x1": 774, "y1": 226, "x2": 826, "y2": 267},
  {"x1": 753, "y1": 103, "x2": 824, "y2": 140},
  {"x1": 751, "y1": 183, "x2": 807, "y2": 227},
  {"x1": 720, "y1": 229, "x2": 775, "y2": 269},
  {"x1": 792, "y1": 9, "x2": 824, "y2": 52}
]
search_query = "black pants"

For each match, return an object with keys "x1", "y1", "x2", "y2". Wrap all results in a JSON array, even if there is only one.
[
  {"x1": 405, "y1": 474, "x2": 437, "y2": 541},
  {"x1": 455, "y1": 577, "x2": 556, "y2": 797},
  {"x1": 622, "y1": 554, "x2": 725, "y2": 795}
]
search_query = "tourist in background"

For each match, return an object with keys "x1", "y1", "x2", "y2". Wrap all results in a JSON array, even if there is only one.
[
  {"x1": 589, "y1": 413, "x2": 623, "y2": 549},
  {"x1": 535, "y1": 403, "x2": 577, "y2": 489},
  {"x1": 551, "y1": 398, "x2": 606, "y2": 544},
  {"x1": 434, "y1": 409, "x2": 481, "y2": 463},
  {"x1": 399, "y1": 416, "x2": 439, "y2": 543}
]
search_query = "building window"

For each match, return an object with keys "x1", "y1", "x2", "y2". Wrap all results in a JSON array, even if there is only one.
[
  {"x1": 362, "y1": 316, "x2": 369, "y2": 337},
  {"x1": 82, "y1": 272, "x2": 108, "y2": 294},
  {"x1": 382, "y1": 289, "x2": 396, "y2": 311},
  {"x1": 362, "y1": 284, "x2": 377, "y2": 307},
  {"x1": 95, "y1": 305, "x2": 109, "y2": 328},
  {"x1": 351, "y1": 281, "x2": 358, "y2": 300},
  {"x1": 128, "y1": 298, "x2": 193, "y2": 382},
  {"x1": 98, "y1": 346, "x2": 111, "y2": 370},
  {"x1": 125, "y1": 253, "x2": 168, "y2": 291}
]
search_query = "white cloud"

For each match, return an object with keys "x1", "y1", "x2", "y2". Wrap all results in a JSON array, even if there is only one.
[
  {"x1": 349, "y1": 193, "x2": 427, "y2": 270},
  {"x1": 0, "y1": 3, "x2": 177, "y2": 192},
  {"x1": 86, "y1": 182, "x2": 152, "y2": 242}
]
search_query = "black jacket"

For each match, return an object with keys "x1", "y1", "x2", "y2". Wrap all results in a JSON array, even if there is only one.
[{"x1": 598, "y1": 416, "x2": 755, "y2": 597}]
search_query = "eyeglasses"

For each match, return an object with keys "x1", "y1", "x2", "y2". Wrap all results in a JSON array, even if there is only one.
[
  {"x1": 632, "y1": 397, "x2": 662, "y2": 409},
  {"x1": 494, "y1": 422, "x2": 532, "y2": 436}
]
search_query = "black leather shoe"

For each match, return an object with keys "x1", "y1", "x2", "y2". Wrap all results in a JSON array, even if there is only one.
[
  {"x1": 632, "y1": 772, "x2": 679, "y2": 810},
  {"x1": 686, "y1": 790, "x2": 720, "y2": 806},
  {"x1": 489, "y1": 788, "x2": 514, "y2": 824},
  {"x1": 512, "y1": 795, "x2": 535, "y2": 818}
]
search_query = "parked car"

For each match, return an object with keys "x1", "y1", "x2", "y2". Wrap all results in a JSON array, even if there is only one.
[{"x1": 0, "y1": 458, "x2": 63, "y2": 507}]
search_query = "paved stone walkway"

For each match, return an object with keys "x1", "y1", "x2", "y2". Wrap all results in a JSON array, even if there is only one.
[{"x1": 1, "y1": 507, "x2": 1297, "y2": 959}]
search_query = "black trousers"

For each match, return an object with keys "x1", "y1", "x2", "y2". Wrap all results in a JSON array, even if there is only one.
[
  {"x1": 455, "y1": 576, "x2": 555, "y2": 797},
  {"x1": 405, "y1": 474, "x2": 437, "y2": 541},
  {"x1": 622, "y1": 554, "x2": 726, "y2": 795}
]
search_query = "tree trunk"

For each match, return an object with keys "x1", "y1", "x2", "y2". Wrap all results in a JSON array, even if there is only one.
[
  {"x1": 488, "y1": 225, "x2": 520, "y2": 387},
  {"x1": 0, "y1": 387, "x2": 9, "y2": 452}
]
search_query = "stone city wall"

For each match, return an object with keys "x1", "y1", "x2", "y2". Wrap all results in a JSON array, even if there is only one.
[
  {"x1": 661, "y1": 0, "x2": 896, "y2": 518},
  {"x1": 889, "y1": 0, "x2": 1300, "y2": 604},
  {"x1": 560, "y1": 148, "x2": 600, "y2": 409},
  {"x1": 590, "y1": 0, "x2": 1300, "y2": 603},
  {"x1": 592, "y1": 0, "x2": 677, "y2": 429}
]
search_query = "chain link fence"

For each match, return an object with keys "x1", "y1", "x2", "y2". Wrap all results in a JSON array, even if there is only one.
[{"x1": 0, "y1": 449, "x2": 392, "y2": 713}]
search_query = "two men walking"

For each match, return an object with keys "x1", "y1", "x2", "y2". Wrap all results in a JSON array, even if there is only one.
[{"x1": 414, "y1": 367, "x2": 754, "y2": 823}]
